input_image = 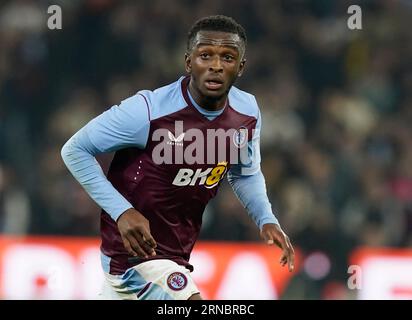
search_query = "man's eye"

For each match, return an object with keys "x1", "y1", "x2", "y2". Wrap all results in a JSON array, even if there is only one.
[
  {"x1": 224, "y1": 55, "x2": 234, "y2": 61},
  {"x1": 200, "y1": 53, "x2": 209, "y2": 59}
]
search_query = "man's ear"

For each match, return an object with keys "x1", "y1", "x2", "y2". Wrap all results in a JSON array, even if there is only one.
[
  {"x1": 185, "y1": 53, "x2": 192, "y2": 73},
  {"x1": 237, "y1": 59, "x2": 246, "y2": 77}
]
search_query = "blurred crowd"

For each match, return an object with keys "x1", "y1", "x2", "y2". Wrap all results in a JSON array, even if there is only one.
[{"x1": 1, "y1": 0, "x2": 412, "y2": 299}]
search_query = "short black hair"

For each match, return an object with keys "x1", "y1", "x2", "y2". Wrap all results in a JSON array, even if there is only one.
[{"x1": 187, "y1": 15, "x2": 247, "y2": 52}]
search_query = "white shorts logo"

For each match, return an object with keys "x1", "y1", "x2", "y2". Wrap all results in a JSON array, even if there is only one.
[{"x1": 167, "y1": 272, "x2": 187, "y2": 291}]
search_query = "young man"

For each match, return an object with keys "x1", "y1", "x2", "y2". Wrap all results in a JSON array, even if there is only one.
[{"x1": 61, "y1": 15, "x2": 294, "y2": 300}]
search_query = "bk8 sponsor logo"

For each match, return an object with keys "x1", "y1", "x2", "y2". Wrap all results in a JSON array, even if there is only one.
[{"x1": 172, "y1": 161, "x2": 228, "y2": 188}]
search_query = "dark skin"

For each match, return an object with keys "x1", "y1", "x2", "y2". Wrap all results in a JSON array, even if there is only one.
[
  {"x1": 117, "y1": 30, "x2": 295, "y2": 300},
  {"x1": 185, "y1": 30, "x2": 246, "y2": 111}
]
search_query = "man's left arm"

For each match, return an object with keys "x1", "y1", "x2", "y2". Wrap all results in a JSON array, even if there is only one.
[
  {"x1": 228, "y1": 109, "x2": 295, "y2": 272},
  {"x1": 227, "y1": 170, "x2": 295, "y2": 271}
]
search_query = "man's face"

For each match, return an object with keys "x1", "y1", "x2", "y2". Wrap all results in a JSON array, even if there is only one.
[{"x1": 185, "y1": 30, "x2": 246, "y2": 99}]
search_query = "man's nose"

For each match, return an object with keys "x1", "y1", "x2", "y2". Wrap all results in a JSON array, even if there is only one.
[{"x1": 209, "y1": 57, "x2": 223, "y2": 73}]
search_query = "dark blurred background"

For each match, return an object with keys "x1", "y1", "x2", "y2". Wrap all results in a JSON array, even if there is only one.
[{"x1": 1, "y1": 0, "x2": 412, "y2": 299}]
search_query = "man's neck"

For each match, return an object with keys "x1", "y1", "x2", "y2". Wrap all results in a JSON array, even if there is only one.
[{"x1": 188, "y1": 79, "x2": 227, "y2": 111}]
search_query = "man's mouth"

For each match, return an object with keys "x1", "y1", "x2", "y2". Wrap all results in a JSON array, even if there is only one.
[{"x1": 205, "y1": 79, "x2": 224, "y2": 90}]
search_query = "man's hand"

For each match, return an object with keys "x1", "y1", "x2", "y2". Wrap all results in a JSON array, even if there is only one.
[
  {"x1": 117, "y1": 208, "x2": 157, "y2": 258},
  {"x1": 261, "y1": 223, "x2": 295, "y2": 272}
]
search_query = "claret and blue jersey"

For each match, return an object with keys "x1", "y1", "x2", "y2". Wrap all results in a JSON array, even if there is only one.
[{"x1": 61, "y1": 76, "x2": 278, "y2": 275}]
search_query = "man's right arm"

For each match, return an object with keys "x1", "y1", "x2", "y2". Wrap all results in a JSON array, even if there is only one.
[
  {"x1": 60, "y1": 93, "x2": 150, "y2": 221},
  {"x1": 61, "y1": 93, "x2": 157, "y2": 258}
]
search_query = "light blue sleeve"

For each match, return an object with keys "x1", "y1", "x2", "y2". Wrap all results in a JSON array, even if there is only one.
[
  {"x1": 227, "y1": 111, "x2": 279, "y2": 230},
  {"x1": 61, "y1": 93, "x2": 150, "y2": 221}
]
